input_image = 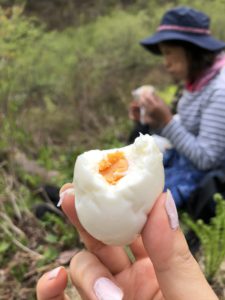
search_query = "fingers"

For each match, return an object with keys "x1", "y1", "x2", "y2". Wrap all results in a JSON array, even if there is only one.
[
  {"x1": 36, "y1": 267, "x2": 69, "y2": 300},
  {"x1": 141, "y1": 192, "x2": 218, "y2": 300},
  {"x1": 60, "y1": 184, "x2": 131, "y2": 275},
  {"x1": 142, "y1": 91, "x2": 158, "y2": 107},
  {"x1": 129, "y1": 101, "x2": 140, "y2": 121},
  {"x1": 70, "y1": 250, "x2": 124, "y2": 300},
  {"x1": 129, "y1": 236, "x2": 148, "y2": 260}
]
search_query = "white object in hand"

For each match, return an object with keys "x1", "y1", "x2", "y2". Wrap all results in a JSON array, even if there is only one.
[
  {"x1": 132, "y1": 85, "x2": 155, "y2": 125},
  {"x1": 73, "y1": 134, "x2": 164, "y2": 246},
  {"x1": 140, "y1": 106, "x2": 146, "y2": 125}
]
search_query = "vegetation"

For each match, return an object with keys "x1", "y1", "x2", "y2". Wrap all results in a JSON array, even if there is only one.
[
  {"x1": 183, "y1": 194, "x2": 225, "y2": 282},
  {"x1": 0, "y1": 0, "x2": 225, "y2": 298}
]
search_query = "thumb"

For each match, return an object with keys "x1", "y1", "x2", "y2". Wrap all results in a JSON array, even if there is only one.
[
  {"x1": 142, "y1": 191, "x2": 218, "y2": 300},
  {"x1": 36, "y1": 266, "x2": 69, "y2": 300}
]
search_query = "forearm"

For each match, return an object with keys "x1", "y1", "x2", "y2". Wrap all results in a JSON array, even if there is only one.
[{"x1": 161, "y1": 118, "x2": 221, "y2": 170}]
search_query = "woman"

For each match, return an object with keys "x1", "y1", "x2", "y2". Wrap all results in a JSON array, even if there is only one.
[{"x1": 130, "y1": 6, "x2": 225, "y2": 207}]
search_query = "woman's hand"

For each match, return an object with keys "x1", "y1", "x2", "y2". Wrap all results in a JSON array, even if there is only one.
[
  {"x1": 128, "y1": 100, "x2": 141, "y2": 122},
  {"x1": 142, "y1": 92, "x2": 173, "y2": 129},
  {"x1": 128, "y1": 90, "x2": 173, "y2": 129},
  {"x1": 37, "y1": 184, "x2": 218, "y2": 300}
]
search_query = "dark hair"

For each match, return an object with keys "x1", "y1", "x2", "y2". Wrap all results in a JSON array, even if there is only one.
[{"x1": 160, "y1": 40, "x2": 219, "y2": 82}]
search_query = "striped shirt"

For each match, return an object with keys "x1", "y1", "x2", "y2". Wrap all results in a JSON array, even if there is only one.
[{"x1": 161, "y1": 67, "x2": 225, "y2": 171}]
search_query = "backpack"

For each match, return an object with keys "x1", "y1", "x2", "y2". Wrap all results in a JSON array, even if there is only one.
[{"x1": 186, "y1": 168, "x2": 225, "y2": 223}]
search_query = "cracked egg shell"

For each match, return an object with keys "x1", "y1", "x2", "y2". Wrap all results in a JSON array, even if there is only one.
[{"x1": 73, "y1": 134, "x2": 164, "y2": 246}]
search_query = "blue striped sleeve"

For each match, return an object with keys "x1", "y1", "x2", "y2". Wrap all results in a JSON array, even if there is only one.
[{"x1": 161, "y1": 90, "x2": 225, "y2": 170}]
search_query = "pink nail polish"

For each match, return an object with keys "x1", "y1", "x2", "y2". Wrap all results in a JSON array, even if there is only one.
[
  {"x1": 165, "y1": 189, "x2": 179, "y2": 230},
  {"x1": 48, "y1": 266, "x2": 62, "y2": 280},
  {"x1": 94, "y1": 277, "x2": 123, "y2": 300},
  {"x1": 57, "y1": 188, "x2": 74, "y2": 207}
]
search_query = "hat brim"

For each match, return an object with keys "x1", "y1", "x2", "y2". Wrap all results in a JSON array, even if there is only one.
[{"x1": 140, "y1": 31, "x2": 225, "y2": 54}]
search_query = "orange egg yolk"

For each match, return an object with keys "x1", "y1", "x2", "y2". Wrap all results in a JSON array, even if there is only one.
[{"x1": 98, "y1": 151, "x2": 128, "y2": 185}]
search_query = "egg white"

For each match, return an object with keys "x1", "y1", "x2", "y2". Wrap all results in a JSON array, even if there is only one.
[{"x1": 73, "y1": 134, "x2": 164, "y2": 246}]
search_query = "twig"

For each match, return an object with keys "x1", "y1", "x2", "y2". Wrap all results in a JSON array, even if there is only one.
[
  {"x1": 24, "y1": 263, "x2": 57, "y2": 279},
  {"x1": 0, "y1": 212, "x2": 26, "y2": 238},
  {"x1": 1, "y1": 224, "x2": 42, "y2": 259},
  {"x1": 8, "y1": 190, "x2": 22, "y2": 220},
  {"x1": 5, "y1": 179, "x2": 22, "y2": 220}
]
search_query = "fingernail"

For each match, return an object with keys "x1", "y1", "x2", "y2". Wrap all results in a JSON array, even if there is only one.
[
  {"x1": 57, "y1": 188, "x2": 74, "y2": 207},
  {"x1": 165, "y1": 189, "x2": 179, "y2": 230},
  {"x1": 48, "y1": 266, "x2": 62, "y2": 280},
  {"x1": 94, "y1": 277, "x2": 123, "y2": 300}
]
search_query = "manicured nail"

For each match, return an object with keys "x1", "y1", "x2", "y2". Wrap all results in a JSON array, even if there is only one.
[
  {"x1": 48, "y1": 266, "x2": 62, "y2": 280},
  {"x1": 165, "y1": 189, "x2": 179, "y2": 230},
  {"x1": 94, "y1": 277, "x2": 123, "y2": 300},
  {"x1": 57, "y1": 188, "x2": 74, "y2": 207}
]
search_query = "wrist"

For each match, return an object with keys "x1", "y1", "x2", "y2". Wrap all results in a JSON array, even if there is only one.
[{"x1": 163, "y1": 114, "x2": 173, "y2": 127}]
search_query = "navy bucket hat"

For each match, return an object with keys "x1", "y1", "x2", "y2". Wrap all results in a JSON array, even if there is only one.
[{"x1": 140, "y1": 6, "x2": 225, "y2": 55}]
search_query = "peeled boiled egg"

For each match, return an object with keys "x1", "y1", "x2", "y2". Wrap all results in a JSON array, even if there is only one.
[{"x1": 73, "y1": 134, "x2": 164, "y2": 246}]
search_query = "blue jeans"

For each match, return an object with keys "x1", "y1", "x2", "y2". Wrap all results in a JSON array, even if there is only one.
[{"x1": 163, "y1": 149, "x2": 207, "y2": 208}]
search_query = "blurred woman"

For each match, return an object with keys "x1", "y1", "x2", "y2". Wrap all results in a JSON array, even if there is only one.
[{"x1": 129, "y1": 6, "x2": 225, "y2": 207}]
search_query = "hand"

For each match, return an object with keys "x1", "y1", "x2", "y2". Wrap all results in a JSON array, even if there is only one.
[
  {"x1": 142, "y1": 92, "x2": 173, "y2": 129},
  {"x1": 37, "y1": 184, "x2": 218, "y2": 300},
  {"x1": 128, "y1": 100, "x2": 141, "y2": 122}
]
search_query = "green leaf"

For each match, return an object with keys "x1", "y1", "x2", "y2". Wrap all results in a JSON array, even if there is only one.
[
  {"x1": 0, "y1": 241, "x2": 10, "y2": 253},
  {"x1": 45, "y1": 233, "x2": 58, "y2": 244}
]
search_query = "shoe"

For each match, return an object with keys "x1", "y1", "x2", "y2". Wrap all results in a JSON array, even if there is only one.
[{"x1": 33, "y1": 203, "x2": 63, "y2": 219}]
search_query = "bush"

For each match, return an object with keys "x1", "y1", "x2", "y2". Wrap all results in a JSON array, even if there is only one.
[
  {"x1": 182, "y1": 194, "x2": 225, "y2": 282},
  {"x1": 0, "y1": 5, "x2": 166, "y2": 155}
]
